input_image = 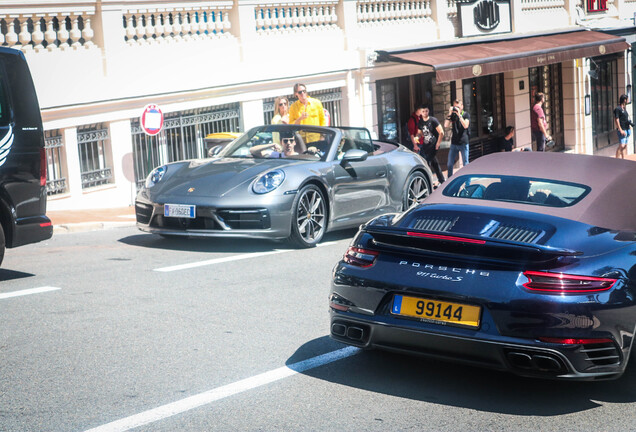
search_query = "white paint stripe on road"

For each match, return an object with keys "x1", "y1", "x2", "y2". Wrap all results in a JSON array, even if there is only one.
[
  {"x1": 84, "y1": 346, "x2": 360, "y2": 432},
  {"x1": 154, "y1": 240, "x2": 339, "y2": 273},
  {"x1": 0, "y1": 286, "x2": 61, "y2": 299}
]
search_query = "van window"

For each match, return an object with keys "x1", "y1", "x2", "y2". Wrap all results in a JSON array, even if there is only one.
[{"x1": 0, "y1": 73, "x2": 10, "y2": 127}]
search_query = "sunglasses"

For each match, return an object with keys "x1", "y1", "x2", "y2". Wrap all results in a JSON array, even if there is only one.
[
  {"x1": 296, "y1": 89, "x2": 307, "y2": 94},
  {"x1": 282, "y1": 138, "x2": 295, "y2": 144},
  {"x1": 279, "y1": 101, "x2": 288, "y2": 106}
]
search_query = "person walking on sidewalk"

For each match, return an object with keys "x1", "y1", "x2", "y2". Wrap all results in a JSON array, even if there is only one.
[
  {"x1": 444, "y1": 99, "x2": 470, "y2": 177},
  {"x1": 419, "y1": 106, "x2": 445, "y2": 187},
  {"x1": 614, "y1": 94, "x2": 633, "y2": 159},
  {"x1": 531, "y1": 92, "x2": 551, "y2": 152}
]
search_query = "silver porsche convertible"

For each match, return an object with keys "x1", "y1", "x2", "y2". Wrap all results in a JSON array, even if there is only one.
[{"x1": 135, "y1": 124, "x2": 433, "y2": 247}]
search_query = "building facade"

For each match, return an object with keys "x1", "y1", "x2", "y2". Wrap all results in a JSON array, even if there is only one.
[{"x1": 2, "y1": 0, "x2": 634, "y2": 210}]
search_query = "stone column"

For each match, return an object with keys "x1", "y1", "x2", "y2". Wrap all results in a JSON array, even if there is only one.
[
  {"x1": 63, "y1": 127, "x2": 83, "y2": 199},
  {"x1": 503, "y1": 70, "x2": 531, "y2": 150},
  {"x1": 109, "y1": 120, "x2": 137, "y2": 205}
]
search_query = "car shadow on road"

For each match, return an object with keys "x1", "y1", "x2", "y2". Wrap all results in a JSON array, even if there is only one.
[
  {"x1": 287, "y1": 336, "x2": 636, "y2": 416},
  {"x1": 0, "y1": 268, "x2": 35, "y2": 282},
  {"x1": 117, "y1": 228, "x2": 359, "y2": 254}
]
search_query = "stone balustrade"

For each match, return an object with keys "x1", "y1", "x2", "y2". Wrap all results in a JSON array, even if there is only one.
[
  {"x1": 2, "y1": 0, "x2": 634, "y2": 54},
  {"x1": 521, "y1": 0, "x2": 566, "y2": 11},
  {"x1": 255, "y1": 2, "x2": 339, "y2": 35},
  {"x1": 0, "y1": 3, "x2": 96, "y2": 52},
  {"x1": 122, "y1": 2, "x2": 233, "y2": 45},
  {"x1": 356, "y1": 1, "x2": 432, "y2": 25}
]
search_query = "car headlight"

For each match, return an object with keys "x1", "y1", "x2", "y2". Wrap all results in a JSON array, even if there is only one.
[
  {"x1": 145, "y1": 165, "x2": 167, "y2": 188},
  {"x1": 253, "y1": 170, "x2": 285, "y2": 194}
]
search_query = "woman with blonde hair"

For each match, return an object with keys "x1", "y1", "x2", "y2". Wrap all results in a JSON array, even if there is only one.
[{"x1": 271, "y1": 96, "x2": 289, "y2": 124}]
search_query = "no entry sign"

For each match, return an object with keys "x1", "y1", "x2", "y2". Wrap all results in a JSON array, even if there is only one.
[{"x1": 140, "y1": 104, "x2": 164, "y2": 136}]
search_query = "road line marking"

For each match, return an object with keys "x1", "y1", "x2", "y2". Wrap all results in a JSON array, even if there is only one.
[
  {"x1": 154, "y1": 240, "x2": 340, "y2": 272},
  {"x1": 0, "y1": 286, "x2": 61, "y2": 299},
  {"x1": 84, "y1": 346, "x2": 360, "y2": 432}
]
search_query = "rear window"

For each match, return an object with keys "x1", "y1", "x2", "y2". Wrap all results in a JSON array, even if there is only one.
[{"x1": 443, "y1": 175, "x2": 590, "y2": 207}]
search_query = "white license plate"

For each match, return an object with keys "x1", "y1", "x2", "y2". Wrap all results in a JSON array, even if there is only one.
[{"x1": 164, "y1": 204, "x2": 196, "y2": 218}]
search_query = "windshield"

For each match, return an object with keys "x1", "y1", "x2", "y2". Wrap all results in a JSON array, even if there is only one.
[
  {"x1": 221, "y1": 125, "x2": 335, "y2": 161},
  {"x1": 443, "y1": 175, "x2": 590, "y2": 207}
]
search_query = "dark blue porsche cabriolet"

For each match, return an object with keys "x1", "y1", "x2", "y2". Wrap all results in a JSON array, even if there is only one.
[{"x1": 329, "y1": 151, "x2": 636, "y2": 380}]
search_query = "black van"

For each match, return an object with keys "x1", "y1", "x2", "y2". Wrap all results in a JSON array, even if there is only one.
[{"x1": 0, "y1": 47, "x2": 52, "y2": 266}]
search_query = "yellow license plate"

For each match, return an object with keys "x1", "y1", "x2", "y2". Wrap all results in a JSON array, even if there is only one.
[{"x1": 391, "y1": 294, "x2": 481, "y2": 328}]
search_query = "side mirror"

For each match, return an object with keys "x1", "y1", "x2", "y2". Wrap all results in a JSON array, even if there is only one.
[
  {"x1": 341, "y1": 149, "x2": 368, "y2": 163},
  {"x1": 207, "y1": 145, "x2": 223, "y2": 157}
]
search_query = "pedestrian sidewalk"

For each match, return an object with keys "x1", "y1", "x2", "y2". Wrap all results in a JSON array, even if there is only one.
[{"x1": 48, "y1": 206, "x2": 136, "y2": 234}]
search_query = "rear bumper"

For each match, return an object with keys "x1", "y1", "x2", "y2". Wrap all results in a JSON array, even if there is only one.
[
  {"x1": 329, "y1": 310, "x2": 630, "y2": 381},
  {"x1": 10, "y1": 214, "x2": 53, "y2": 247}
]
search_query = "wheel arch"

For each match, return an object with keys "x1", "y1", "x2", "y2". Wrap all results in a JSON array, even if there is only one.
[
  {"x1": 0, "y1": 193, "x2": 14, "y2": 248},
  {"x1": 298, "y1": 177, "x2": 331, "y2": 231}
]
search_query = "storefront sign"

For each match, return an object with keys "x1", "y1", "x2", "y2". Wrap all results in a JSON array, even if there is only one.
[
  {"x1": 458, "y1": 0, "x2": 512, "y2": 37},
  {"x1": 586, "y1": 0, "x2": 607, "y2": 13}
]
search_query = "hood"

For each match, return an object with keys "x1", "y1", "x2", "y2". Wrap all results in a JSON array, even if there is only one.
[{"x1": 151, "y1": 157, "x2": 305, "y2": 198}]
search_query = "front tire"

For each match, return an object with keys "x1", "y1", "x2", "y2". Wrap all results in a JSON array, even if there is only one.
[
  {"x1": 289, "y1": 184, "x2": 327, "y2": 248},
  {"x1": 402, "y1": 171, "x2": 431, "y2": 211}
]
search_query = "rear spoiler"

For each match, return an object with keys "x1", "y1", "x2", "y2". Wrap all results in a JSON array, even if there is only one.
[{"x1": 364, "y1": 227, "x2": 581, "y2": 265}]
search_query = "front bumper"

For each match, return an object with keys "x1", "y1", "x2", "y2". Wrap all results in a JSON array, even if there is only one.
[{"x1": 135, "y1": 192, "x2": 296, "y2": 240}]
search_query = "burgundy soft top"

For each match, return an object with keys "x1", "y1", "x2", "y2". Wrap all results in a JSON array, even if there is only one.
[{"x1": 430, "y1": 152, "x2": 636, "y2": 231}]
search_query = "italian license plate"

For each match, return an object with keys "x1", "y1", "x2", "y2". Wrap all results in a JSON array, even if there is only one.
[
  {"x1": 164, "y1": 204, "x2": 196, "y2": 218},
  {"x1": 391, "y1": 294, "x2": 481, "y2": 328}
]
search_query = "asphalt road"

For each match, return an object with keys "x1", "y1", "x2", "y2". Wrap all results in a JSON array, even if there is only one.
[{"x1": 1, "y1": 226, "x2": 636, "y2": 432}]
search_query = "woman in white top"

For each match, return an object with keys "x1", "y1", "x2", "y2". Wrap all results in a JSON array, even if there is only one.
[{"x1": 271, "y1": 96, "x2": 290, "y2": 124}]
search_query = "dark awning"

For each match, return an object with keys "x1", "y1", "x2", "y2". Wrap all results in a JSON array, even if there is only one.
[{"x1": 377, "y1": 31, "x2": 629, "y2": 83}]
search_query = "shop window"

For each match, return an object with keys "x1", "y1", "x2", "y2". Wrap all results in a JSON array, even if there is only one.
[
  {"x1": 77, "y1": 124, "x2": 113, "y2": 189},
  {"x1": 44, "y1": 130, "x2": 66, "y2": 195},
  {"x1": 529, "y1": 64, "x2": 564, "y2": 151},
  {"x1": 377, "y1": 81, "x2": 398, "y2": 142},
  {"x1": 462, "y1": 74, "x2": 505, "y2": 140},
  {"x1": 590, "y1": 56, "x2": 619, "y2": 151}
]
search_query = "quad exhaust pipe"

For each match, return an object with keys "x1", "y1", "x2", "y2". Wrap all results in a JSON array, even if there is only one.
[
  {"x1": 331, "y1": 322, "x2": 368, "y2": 342},
  {"x1": 506, "y1": 351, "x2": 564, "y2": 372}
]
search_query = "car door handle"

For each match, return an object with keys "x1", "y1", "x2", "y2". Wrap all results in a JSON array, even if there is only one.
[{"x1": 376, "y1": 171, "x2": 386, "y2": 178}]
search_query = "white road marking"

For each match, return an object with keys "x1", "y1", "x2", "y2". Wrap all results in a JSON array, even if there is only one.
[
  {"x1": 154, "y1": 241, "x2": 339, "y2": 272},
  {"x1": 0, "y1": 286, "x2": 61, "y2": 299},
  {"x1": 84, "y1": 346, "x2": 360, "y2": 432}
]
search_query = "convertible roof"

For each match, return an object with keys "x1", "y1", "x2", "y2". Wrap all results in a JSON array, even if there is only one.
[{"x1": 431, "y1": 152, "x2": 636, "y2": 231}]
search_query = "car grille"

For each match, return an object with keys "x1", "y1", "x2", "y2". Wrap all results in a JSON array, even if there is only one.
[
  {"x1": 135, "y1": 203, "x2": 153, "y2": 224},
  {"x1": 149, "y1": 208, "x2": 271, "y2": 231},
  {"x1": 581, "y1": 341, "x2": 621, "y2": 367},
  {"x1": 411, "y1": 216, "x2": 457, "y2": 232},
  {"x1": 489, "y1": 224, "x2": 542, "y2": 243}
]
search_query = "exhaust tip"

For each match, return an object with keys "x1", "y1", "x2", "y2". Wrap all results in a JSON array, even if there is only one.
[
  {"x1": 533, "y1": 354, "x2": 562, "y2": 372},
  {"x1": 331, "y1": 323, "x2": 347, "y2": 337},
  {"x1": 346, "y1": 326, "x2": 365, "y2": 341},
  {"x1": 507, "y1": 352, "x2": 533, "y2": 369}
]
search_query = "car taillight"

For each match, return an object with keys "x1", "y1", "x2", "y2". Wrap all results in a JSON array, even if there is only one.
[
  {"x1": 539, "y1": 337, "x2": 614, "y2": 345},
  {"x1": 40, "y1": 147, "x2": 47, "y2": 187},
  {"x1": 343, "y1": 247, "x2": 379, "y2": 268},
  {"x1": 523, "y1": 271, "x2": 616, "y2": 294}
]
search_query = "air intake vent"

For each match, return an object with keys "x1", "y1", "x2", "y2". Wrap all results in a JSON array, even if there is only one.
[
  {"x1": 411, "y1": 216, "x2": 457, "y2": 232},
  {"x1": 490, "y1": 224, "x2": 542, "y2": 243},
  {"x1": 581, "y1": 342, "x2": 621, "y2": 367}
]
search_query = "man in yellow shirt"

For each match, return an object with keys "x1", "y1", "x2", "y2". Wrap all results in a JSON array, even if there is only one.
[{"x1": 288, "y1": 83, "x2": 326, "y2": 126}]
